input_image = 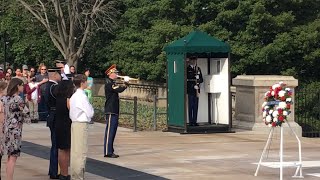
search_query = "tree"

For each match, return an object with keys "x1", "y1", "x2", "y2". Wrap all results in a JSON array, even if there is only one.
[
  {"x1": 1, "y1": 1, "x2": 59, "y2": 68},
  {"x1": 16, "y1": 0, "x2": 118, "y2": 67}
]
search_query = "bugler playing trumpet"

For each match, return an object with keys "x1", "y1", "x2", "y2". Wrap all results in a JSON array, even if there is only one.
[{"x1": 117, "y1": 75, "x2": 139, "y2": 82}]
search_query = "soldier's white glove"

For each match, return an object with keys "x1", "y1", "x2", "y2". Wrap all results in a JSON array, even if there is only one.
[
  {"x1": 195, "y1": 75, "x2": 199, "y2": 79},
  {"x1": 194, "y1": 85, "x2": 199, "y2": 90},
  {"x1": 124, "y1": 76, "x2": 130, "y2": 82}
]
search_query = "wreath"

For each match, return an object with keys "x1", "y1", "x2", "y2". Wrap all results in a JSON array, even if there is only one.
[{"x1": 262, "y1": 82, "x2": 293, "y2": 127}]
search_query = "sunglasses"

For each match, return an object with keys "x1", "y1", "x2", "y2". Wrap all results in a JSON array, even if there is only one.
[{"x1": 41, "y1": 69, "x2": 47, "y2": 70}]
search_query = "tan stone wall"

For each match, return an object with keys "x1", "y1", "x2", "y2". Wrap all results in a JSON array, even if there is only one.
[
  {"x1": 92, "y1": 78, "x2": 167, "y2": 107},
  {"x1": 93, "y1": 78, "x2": 237, "y2": 120}
]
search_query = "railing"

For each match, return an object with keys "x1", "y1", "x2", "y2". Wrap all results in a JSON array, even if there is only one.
[
  {"x1": 295, "y1": 88, "x2": 320, "y2": 137},
  {"x1": 152, "y1": 96, "x2": 167, "y2": 131},
  {"x1": 93, "y1": 95, "x2": 167, "y2": 132},
  {"x1": 120, "y1": 97, "x2": 138, "y2": 131}
]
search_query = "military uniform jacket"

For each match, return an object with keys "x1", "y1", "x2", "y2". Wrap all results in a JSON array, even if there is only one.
[
  {"x1": 44, "y1": 80, "x2": 58, "y2": 127},
  {"x1": 187, "y1": 65, "x2": 203, "y2": 96},
  {"x1": 45, "y1": 80, "x2": 58, "y2": 110},
  {"x1": 104, "y1": 77, "x2": 127, "y2": 115}
]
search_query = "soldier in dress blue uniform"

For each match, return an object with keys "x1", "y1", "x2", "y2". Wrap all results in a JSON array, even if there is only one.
[
  {"x1": 103, "y1": 64, "x2": 128, "y2": 158},
  {"x1": 45, "y1": 67, "x2": 62, "y2": 179},
  {"x1": 187, "y1": 56, "x2": 203, "y2": 126}
]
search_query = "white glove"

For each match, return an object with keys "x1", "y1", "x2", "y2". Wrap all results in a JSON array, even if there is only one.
[
  {"x1": 195, "y1": 75, "x2": 199, "y2": 79},
  {"x1": 194, "y1": 85, "x2": 199, "y2": 90},
  {"x1": 124, "y1": 76, "x2": 130, "y2": 82}
]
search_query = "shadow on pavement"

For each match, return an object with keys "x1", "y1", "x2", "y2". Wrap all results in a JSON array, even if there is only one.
[{"x1": 22, "y1": 141, "x2": 168, "y2": 180}]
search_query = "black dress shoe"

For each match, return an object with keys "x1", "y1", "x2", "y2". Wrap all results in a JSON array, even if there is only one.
[
  {"x1": 49, "y1": 175, "x2": 60, "y2": 179},
  {"x1": 59, "y1": 174, "x2": 70, "y2": 180},
  {"x1": 104, "y1": 153, "x2": 119, "y2": 158},
  {"x1": 194, "y1": 123, "x2": 199, "y2": 126}
]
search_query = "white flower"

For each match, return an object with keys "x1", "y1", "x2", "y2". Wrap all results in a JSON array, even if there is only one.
[
  {"x1": 268, "y1": 124, "x2": 272, "y2": 127},
  {"x1": 283, "y1": 111, "x2": 288, "y2": 116},
  {"x1": 271, "y1": 91, "x2": 275, "y2": 96},
  {"x1": 272, "y1": 84, "x2": 280, "y2": 90},
  {"x1": 286, "y1": 98, "x2": 292, "y2": 102},
  {"x1": 278, "y1": 90, "x2": 286, "y2": 97},
  {"x1": 279, "y1": 102, "x2": 287, "y2": 109},
  {"x1": 263, "y1": 111, "x2": 267, "y2": 117},
  {"x1": 272, "y1": 111, "x2": 278, "y2": 117},
  {"x1": 269, "y1": 110, "x2": 274, "y2": 115},
  {"x1": 262, "y1": 102, "x2": 267, "y2": 108},
  {"x1": 279, "y1": 81, "x2": 284, "y2": 85},
  {"x1": 273, "y1": 117, "x2": 278, "y2": 122},
  {"x1": 265, "y1": 106, "x2": 270, "y2": 109},
  {"x1": 266, "y1": 115, "x2": 272, "y2": 122},
  {"x1": 285, "y1": 88, "x2": 291, "y2": 91}
]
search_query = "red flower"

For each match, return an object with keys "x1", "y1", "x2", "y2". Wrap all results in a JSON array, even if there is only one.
[
  {"x1": 286, "y1": 104, "x2": 291, "y2": 109},
  {"x1": 278, "y1": 116, "x2": 284, "y2": 121},
  {"x1": 281, "y1": 96, "x2": 286, "y2": 101},
  {"x1": 272, "y1": 122, "x2": 277, "y2": 127},
  {"x1": 278, "y1": 109, "x2": 283, "y2": 114}
]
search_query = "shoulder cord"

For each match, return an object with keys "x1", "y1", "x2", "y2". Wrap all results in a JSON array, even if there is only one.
[{"x1": 50, "y1": 84, "x2": 57, "y2": 99}]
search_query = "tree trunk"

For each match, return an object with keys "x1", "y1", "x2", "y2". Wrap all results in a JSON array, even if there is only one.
[{"x1": 66, "y1": 51, "x2": 78, "y2": 66}]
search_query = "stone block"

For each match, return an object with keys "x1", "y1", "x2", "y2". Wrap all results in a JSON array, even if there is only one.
[{"x1": 232, "y1": 75, "x2": 301, "y2": 136}]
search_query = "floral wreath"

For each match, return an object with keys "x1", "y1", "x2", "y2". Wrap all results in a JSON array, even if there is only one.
[{"x1": 262, "y1": 82, "x2": 293, "y2": 127}]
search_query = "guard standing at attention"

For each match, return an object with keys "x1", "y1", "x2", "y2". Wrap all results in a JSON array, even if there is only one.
[
  {"x1": 104, "y1": 64, "x2": 128, "y2": 158},
  {"x1": 45, "y1": 67, "x2": 62, "y2": 179},
  {"x1": 187, "y1": 56, "x2": 203, "y2": 126}
]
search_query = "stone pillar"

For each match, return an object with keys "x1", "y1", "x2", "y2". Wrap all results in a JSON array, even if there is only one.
[{"x1": 232, "y1": 75, "x2": 301, "y2": 136}]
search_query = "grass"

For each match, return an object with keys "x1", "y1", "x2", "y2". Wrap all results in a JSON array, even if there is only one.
[{"x1": 92, "y1": 96, "x2": 167, "y2": 131}]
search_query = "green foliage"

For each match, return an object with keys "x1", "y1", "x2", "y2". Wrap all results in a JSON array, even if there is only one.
[
  {"x1": 0, "y1": 1, "x2": 59, "y2": 69},
  {"x1": 2, "y1": 0, "x2": 320, "y2": 83}
]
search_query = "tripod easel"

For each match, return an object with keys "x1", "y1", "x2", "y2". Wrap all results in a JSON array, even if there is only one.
[{"x1": 254, "y1": 121, "x2": 304, "y2": 180}]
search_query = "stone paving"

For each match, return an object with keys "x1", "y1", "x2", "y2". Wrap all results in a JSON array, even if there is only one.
[{"x1": 1, "y1": 121, "x2": 320, "y2": 180}]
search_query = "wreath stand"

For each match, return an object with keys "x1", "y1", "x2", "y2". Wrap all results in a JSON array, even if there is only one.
[{"x1": 254, "y1": 120, "x2": 304, "y2": 180}]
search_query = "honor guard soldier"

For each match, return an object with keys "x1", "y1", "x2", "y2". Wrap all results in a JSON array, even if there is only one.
[
  {"x1": 45, "y1": 67, "x2": 62, "y2": 179},
  {"x1": 104, "y1": 64, "x2": 128, "y2": 158},
  {"x1": 187, "y1": 56, "x2": 203, "y2": 126}
]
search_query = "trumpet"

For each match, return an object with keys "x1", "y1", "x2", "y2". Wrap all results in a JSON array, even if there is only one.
[{"x1": 117, "y1": 75, "x2": 139, "y2": 82}]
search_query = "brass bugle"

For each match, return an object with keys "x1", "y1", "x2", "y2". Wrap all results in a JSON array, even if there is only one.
[{"x1": 117, "y1": 75, "x2": 139, "y2": 81}]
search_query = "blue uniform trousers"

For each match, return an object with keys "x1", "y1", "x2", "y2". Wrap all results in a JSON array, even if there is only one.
[
  {"x1": 47, "y1": 112, "x2": 58, "y2": 176},
  {"x1": 188, "y1": 95, "x2": 199, "y2": 124},
  {"x1": 104, "y1": 114, "x2": 119, "y2": 155}
]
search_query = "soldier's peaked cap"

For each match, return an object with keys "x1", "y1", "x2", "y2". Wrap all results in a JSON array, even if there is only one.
[
  {"x1": 47, "y1": 67, "x2": 62, "y2": 73},
  {"x1": 105, "y1": 64, "x2": 118, "y2": 75}
]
